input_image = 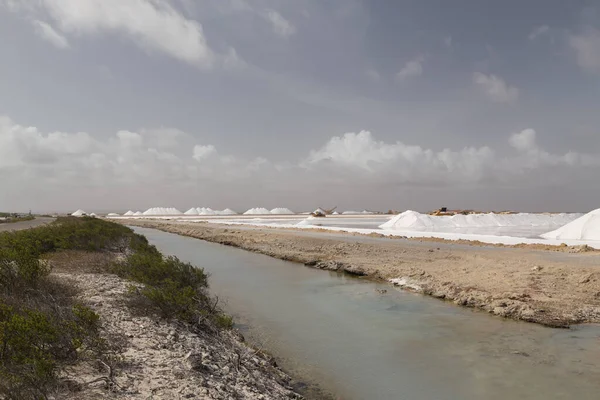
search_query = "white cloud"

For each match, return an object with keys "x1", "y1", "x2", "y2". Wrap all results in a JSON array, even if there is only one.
[
  {"x1": 193, "y1": 144, "x2": 217, "y2": 161},
  {"x1": 264, "y1": 9, "x2": 296, "y2": 37},
  {"x1": 304, "y1": 130, "x2": 494, "y2": 182},
  {"x1": 509, "y1": 129, "x2": 537, "y2": 152},
  {"x1": 32, "y1": 20, "x2": 69, "y2": 49},
  {"x1": 473, "y1": 72, "x2": 519, "y2": 104},
  {"x1": 569, "y1": 27, "x2": 600, "y2": 72},
  {"x1": 528, "y1": 25, "x2": 549, "y2": 41},
  {"x1": 2, "y1": 114, "x2": 600, "y2": 210},
  {"x1": 5, "y1": 0, "x2": 216, "y2": 68},
  {"x1": 395, "y1": 57, "x2": 423, "y2": 82}
]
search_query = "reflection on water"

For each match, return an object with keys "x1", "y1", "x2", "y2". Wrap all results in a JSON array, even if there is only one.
[{"x1": 134, "y1": 227, "x2": 600, "y2": 400}]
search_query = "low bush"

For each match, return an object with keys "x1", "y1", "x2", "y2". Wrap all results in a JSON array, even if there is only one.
[
  {"x1": 0, "y1": 217, "x2": 233, "y2": 398},
  {"x1": 0, "y1": 217, "x2": 132, "y2": 398},
  {"x1": 114, "y1": 252, "x2": 230, "y2": 329}
]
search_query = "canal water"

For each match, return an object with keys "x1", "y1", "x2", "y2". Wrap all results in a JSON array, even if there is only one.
[{"x1": 134, "y1": 227, "x2": 600, "y2": 400}]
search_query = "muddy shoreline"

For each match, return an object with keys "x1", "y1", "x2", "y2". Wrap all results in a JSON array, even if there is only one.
[{"x1": 123, "y1": 219, "x2": 600, "y2": 328}]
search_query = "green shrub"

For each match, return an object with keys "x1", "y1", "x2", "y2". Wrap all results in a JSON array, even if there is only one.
[{"x1": 115, "y1": 252, "x2": 232, "y2": 330}]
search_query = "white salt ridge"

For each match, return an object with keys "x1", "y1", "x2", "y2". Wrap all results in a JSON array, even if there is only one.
[
  {"x1": 71, "y1": 209, "x2": 86, "y2": 217},
  {"x1": 219, "y1": 208, "x2": 237, "y2": 215},
  {"x1": 134, "y1": 211, "x2": 143, "y2": 216},
  {"x1": 541, "y1": 209, "x2": 600, "y2": 240},
  {"x1": 198, "y1": 207, "x2": 217, "y2": 215},
  {"x1": 107, "y1": 213, "x2": 119, "y2": 217},
  {"x1": 271, "y1": 208, "x2": 294, "y2": 215},
  {"x1": 380, "y1": 210, "x2": 582, "y2": 230},
  {"x1": 143, "y1": 207, "x2": 182, "y2": 215},
  {"x1": 124, "y1": 210, "x2": 135, "y2": 216},
  {"x1": 296, "y1": 216, "x2": 318, "y2": 226},
  {"x1": 244, "y1": 208, "x2": 271, "y2": 215},
  {"x1": 185, "y1": 207, "x2": 237, "y2": 216}
]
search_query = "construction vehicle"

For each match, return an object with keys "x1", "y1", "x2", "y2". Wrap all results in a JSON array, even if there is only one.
[{"x1": 311, "y1": 206, "x2": 337, "y2": 217}]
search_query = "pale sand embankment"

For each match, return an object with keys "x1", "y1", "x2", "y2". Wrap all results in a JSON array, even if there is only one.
[{"x1": 124, "y1": 219, "x2": 600, "y2": 328}]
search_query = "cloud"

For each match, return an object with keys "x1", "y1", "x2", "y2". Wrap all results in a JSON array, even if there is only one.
[
  {"x1": 264, "y1": 9, "x2": 296, "y2": 37},
  {"x1": 2, "y1": 114, "x2": 600, "y2": 210},
  {"x1": 509, "y1": 129, "x2": 537, "y2": 152},
  {"x1": 569, "y1": 27, "x2": 600, "y2": 72},
  {"x1": 395, "y1": 57, "x2": 423, "y2": 82},
  {"x1": 32, "y1": 20, "x2": 69, "y2": 49},
  {"x1": 4, "y1": 0, "x2": 216, "y2": 68},
  {"x1": 304, "y1": 130, "x2": 495, "y2": 183},
  {"x1": 193, "y1": 144, "x2": 217, "y2": 161},
  {"x1": 528, "y1": 25, "x2": 550, "y2": 41},
  {"x1": 473, "y1": 72, "x2": 519, "y2": 103}
]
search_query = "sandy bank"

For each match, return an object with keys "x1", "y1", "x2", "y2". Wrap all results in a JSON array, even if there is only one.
[
  {"x1": 124, "y1": 220, "x2": 600, "y2": 328},
  {"x1": 49, "y1": 251, "x2": 303, "y2": 400}
]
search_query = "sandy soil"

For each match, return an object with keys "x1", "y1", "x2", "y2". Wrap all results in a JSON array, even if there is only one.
[
  {"x1": 48, "y1": 251, "x2": 303, "y2": 400},
  {"x1": 124, "y1": 220, "x2": 600, "y2": 328}
]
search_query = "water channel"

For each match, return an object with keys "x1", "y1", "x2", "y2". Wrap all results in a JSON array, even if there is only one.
[{"x1": 134, "y1": 226, "x2": 600, "y2": 400}]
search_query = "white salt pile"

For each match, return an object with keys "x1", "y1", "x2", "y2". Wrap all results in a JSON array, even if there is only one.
[
  {"x1": 297, "y1": 216, "x2": 318, "y2": 226},
  {"x1": 134, "y1": 211, "x2": 143, "y2": 216},
  {"x1": 71, "y1": 209, "x2": 87, "y2": 217},
  {"x1": 332, "y1": 211, "x2": 340, "y2": 215},
  {"x1": 124, "y1": 210, "x2": 135, "y2": 216},
  {"x1": 219, "y1": 208, "x2": 238, "y2": 215},
  {"x1": 541, "y1": 209, "x2": 600, "y2": 240},
  {"x1": 184, "y1": 208, "x2": 199, "y2": 215},
  {"x1": 342, "y1": 211, "x2": 359, "y2": 215},
  {"x1": 380, "y1": 210, "x2": 581, "y2": 230},
  {"x1": 244, "y1": 208, "x2": 271, "y2": 215},
  {"x1": 271, "y1": 208, "x2": 294, "y2": 215},
  {"x1": 107, "y1": 213, "x2": 119, "y2": 217},
  {"x1": 143, "y1": 207, "x2": 182, "y2": 215},
  {"x1": 89, "y1": 213, "x2": 97, "y2": 217},
  {"x1": 197, "y1": 207, "x2": 217, "y2": 215}
]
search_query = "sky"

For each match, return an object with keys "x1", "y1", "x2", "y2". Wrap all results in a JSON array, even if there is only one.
[{"x1": 1, "y1": 0, "x2": 600, "y2": 213}]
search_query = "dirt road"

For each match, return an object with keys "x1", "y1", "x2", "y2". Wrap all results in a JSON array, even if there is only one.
[
  {"x1": 123, "y1": 219, "x2": 600, "y2": 328},
  {"x1": 0, "y1": 217, "x2": 55, "y2": 232}
]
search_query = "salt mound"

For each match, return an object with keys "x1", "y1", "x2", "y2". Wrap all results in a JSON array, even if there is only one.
[
  {"x1": 197, "y1": 207, "x2": 217, "y2": 215},
  {"x1": 380, "y1": 210, "x2": 582, "y2": 230},
  {"x1": 271, "y1": 208, "x2": 294, "y2": 215},
  {"x1": 244, "y1": 208, "x2": 270, "y2": 215},
  {"x1": 124, "y1": 210, "x2": 134, "y2": 216},
  {"x1": 332, "y1": 211, "x2": 340, "y2": 215},
  {"x1": 541, "y1": 209, "x2": 600, "y2": 240},
  {"x1": 71, "y1": 209, "x2": 86, "y2": 217},
  {"x1": 107, "y1": 213, "x2": 119, "y2": 217},
  {"x1": 297, "y1": 216, "x2": 318, "y2": 226},
  {"x1": 143, "y1": 207, "x2": 182, "y2": 215},
  {"x1": 184, "y1": 208, "x2": 199, "y2": 215},
  {"x1": 342, "y1": 211, "x2": 359, "y2": 215},
  {"x1": 217, "y1": 208, "x2": 237, "y2": 215},
  {"x1": 89, "y1": 213, "x2": 97, "y2": 217},
  {"x1": 134, "y1": 211, "x2": 143, "y2": 216}
]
